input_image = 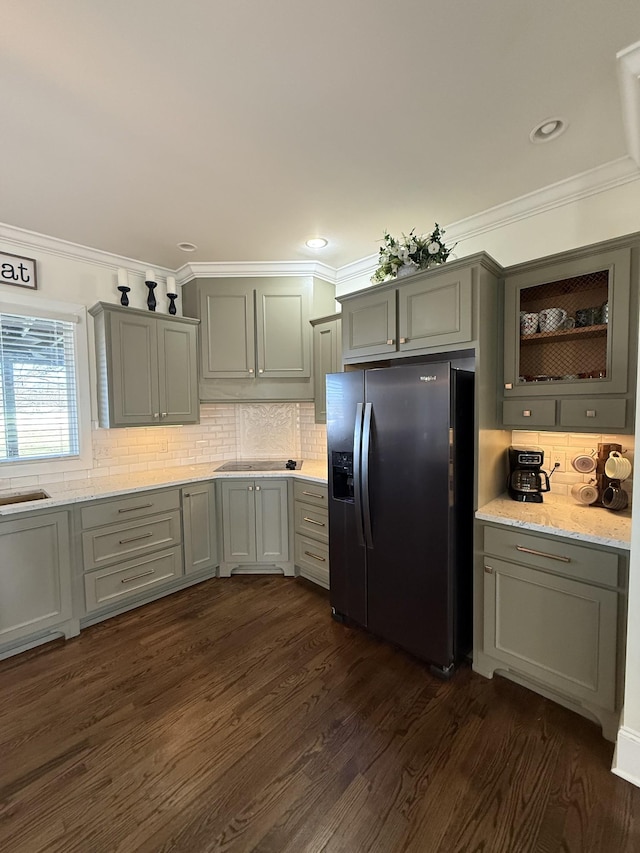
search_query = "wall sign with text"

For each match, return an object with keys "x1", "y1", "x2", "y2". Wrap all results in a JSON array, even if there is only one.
[{"x1": 0, "y1": 252, "x2": 38, "y2": 290}]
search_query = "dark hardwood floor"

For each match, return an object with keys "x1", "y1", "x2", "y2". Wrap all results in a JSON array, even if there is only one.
[{"x1": 1, "y1": 576, "x2": 639, "y2": 853}]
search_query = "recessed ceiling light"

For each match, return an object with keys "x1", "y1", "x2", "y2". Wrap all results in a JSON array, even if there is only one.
[
  {"x1": 529, "y1": 117, "x2": 568, "y2": 144},
  {"x1": 305, "y1": 237, "x2": 328, "y2": 249},
  {"x1": 177, "y1": 241, "x2": 198, "y2": 252}
]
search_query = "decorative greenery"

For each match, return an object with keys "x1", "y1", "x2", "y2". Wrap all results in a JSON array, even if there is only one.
[{"x1": 371, "y1": 224, "x2": 455, "y2": 283}]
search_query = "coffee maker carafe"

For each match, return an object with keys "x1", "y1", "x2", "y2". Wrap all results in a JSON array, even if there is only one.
[{"x1": 507, "y1": 446, "x2": 551, "y2": 503}]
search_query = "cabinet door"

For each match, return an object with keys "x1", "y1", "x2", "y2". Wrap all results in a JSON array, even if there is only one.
[
  {"x1": 503, "y1": 247, "x2": 631, "y2": 397},
  {"x1": 255, "y1": 479, "x2": 289, "y2": 562},
  {"x1": 312, "y1": 318, "x2": 341, "y2": 423},
  {"x1": 483, "y1": 557, "x2": 618, "y2": 711},
  {"x1": 398, "y1": 266, "x2": 473, "y2": 352},
  {"x1": 108, "y1": 312, "x2": 160, "y2": 426},
  {"x1": 199, "y1": 284, "x2": 255, "y2": 379},
  {"x1": 157, "y1": 320, "x2": 199, "y2": 424},
  {"x1": 182, "y1": 483, "x2": 218, "y2": 575},
  {"x1": 256, "y1": 283, "x2": 311, "y2": 378},
  {"x1": 221, "y1": 480, "x2": 257, "y2": 563},
  {"x1": 0, "y1": 512, "x2": 72, "y2": 646},
  {"x1": 342, "y1": 290, "x2": 397, "y2": 360}
]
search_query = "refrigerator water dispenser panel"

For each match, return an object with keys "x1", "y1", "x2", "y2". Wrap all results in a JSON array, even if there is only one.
[{"x1": 332, "y1": 451, "x2": 354, "y2": 501}]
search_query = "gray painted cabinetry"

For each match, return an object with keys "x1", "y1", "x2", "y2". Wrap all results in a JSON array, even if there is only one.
[
  {"x1": 341, "y1": 260, "x2": 479, "y2": 363},
  {"x1": 293, "y1": 480, "x2": 329, "y2": 588},
  {"x1": 501, "y1": 237, "x2": 639, "y2": 432},
  {"x1": 0, "y1": 510, "x2": 79, "y2": 659},
  {"x1": 182, "y1": 482, "x2": 218, "y2": 575},
  {"x1": 475, "y1": 521, "x2": 626, "y2": 740},
  {"x1": 182, "y1": 277, "x2": 336, "y2": 402},
  {"x1": 311, "y1": 314, "x2": 341, "y2": 423},
  {"x1": 90, "y1": 302, "x2": 199, "y2": 428},
  {"x1": 219, "y1": 478, "x2": 292, "y2": 576}
]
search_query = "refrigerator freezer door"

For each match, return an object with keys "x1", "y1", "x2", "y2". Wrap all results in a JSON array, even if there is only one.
[
  {"x1": 327, "y1": 370, "x2": 368, "y2": 626},
  {"x1": 364, "y1": 362, "x2": 454, "y2": 667}
]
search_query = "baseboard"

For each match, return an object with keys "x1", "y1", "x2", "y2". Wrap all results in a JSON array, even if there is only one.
[{"x1": 612, "y1": 726, "x2": 640, "y2": 787}]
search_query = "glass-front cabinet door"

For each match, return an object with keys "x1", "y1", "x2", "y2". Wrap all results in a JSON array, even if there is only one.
[{"x1": 504, "y1": 247, "x2": 631, "y2": 397}]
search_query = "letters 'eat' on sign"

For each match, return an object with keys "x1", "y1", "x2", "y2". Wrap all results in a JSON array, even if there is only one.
[{"x1": 0, "y1": 252, "x2": 37, "y2": 290}]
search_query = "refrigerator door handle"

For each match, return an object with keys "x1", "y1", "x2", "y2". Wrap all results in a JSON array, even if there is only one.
[
  {"x1": 353, "y1": 402, "x2": 365, "y2": 547},
  {"x1": 362, "y1": 401, "x2": 373, "y2": 549}
]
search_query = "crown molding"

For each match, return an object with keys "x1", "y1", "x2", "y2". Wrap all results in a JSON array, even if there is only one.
[
  {"x1": 175, "y1": 259, "x2": 337, "y2": 286},
  {"x1": 617, "y1": 40, "x2": 640, "y2": 168},
  {"x1": 0, "y1": 221, "x2": 174, "y2": 277}
]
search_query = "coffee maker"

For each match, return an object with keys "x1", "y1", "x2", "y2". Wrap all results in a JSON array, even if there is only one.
[{"x1": 507, "y1": 446, "x2": 551, "y2": 503}]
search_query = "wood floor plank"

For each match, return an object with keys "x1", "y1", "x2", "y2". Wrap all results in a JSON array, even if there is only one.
[{"x1": 1, "y1": 575, "x2": 640, "y2": 853}]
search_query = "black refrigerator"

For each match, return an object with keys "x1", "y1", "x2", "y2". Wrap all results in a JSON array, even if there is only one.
[{"x1": 326, "y1": 361, "x2": 474, "y2": 676}]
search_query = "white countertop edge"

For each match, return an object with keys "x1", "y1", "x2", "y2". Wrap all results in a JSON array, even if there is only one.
[
  {"x1": 475, "y1": 509, "x2": 631, "y2": 551},
  {"x1": 0, "y1": 465, "x2": 329, "y2": 516}
]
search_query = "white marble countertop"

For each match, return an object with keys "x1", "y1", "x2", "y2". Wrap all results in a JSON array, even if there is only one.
[
  {"x1": 0, "y1": 460, "x2": 329, "y2": 516},
  {"x1": 476, "y1": 492, "x2": 632, "y2": 550}
]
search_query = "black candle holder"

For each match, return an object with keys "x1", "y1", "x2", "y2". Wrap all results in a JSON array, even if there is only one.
[
  {"x1": 117, "y1": 286, "x2": 130, "y2": 307},
  {"x1": 145, "y1": 281, "x2": 157, "y2": 312},
  {"x1": 167, "y1": 292, "x2": 178, "y2": 315}
]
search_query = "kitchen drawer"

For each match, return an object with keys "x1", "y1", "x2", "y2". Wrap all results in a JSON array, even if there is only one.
[
  {"x1": 293, "y1": 481, "x2": 328, "y2": 508},
  {"x1": 80, "y1": 489, "x2": 180, "y2": 529},
  {"x1": 502, "y1": 399, "x2": 556, "y2": 427},
  {"x1": 82, "y1": 511, "x2": 182, "y2": 570},
  {"x1": 294, "y1": 502, "x2": 329, "y2": 543},
  {"x1": 483, "y1": 525, "x2": 619, "y2": 588},
  {"x1": 84, "y1": 547, "x2": 183, "y2": 613},
  {"x1": 295, "y1": 534, "x2": 329, "y2": 588},
  {"x1": 559, "y1": 398, "x2": 627, "y2": 430}
]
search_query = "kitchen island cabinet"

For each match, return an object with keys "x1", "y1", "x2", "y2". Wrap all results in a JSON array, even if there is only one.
[
  {"x1": 219, "y1": 478, "x2": 292, "y2": 576},
  {"x1": 475, "y1": 518, "x2": 627, "y2": 740},
  {"x1": 90, "y1": 302, "x2": 199, "y2": 427},
  {"x1": 0, "y1": 510, "x2": 78, "y2": 659}
]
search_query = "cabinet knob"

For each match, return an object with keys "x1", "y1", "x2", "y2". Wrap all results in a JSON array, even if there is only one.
[
  {"x1": 255, "y1": 485, "x2": 261, "y2": 491},
  {"x1": 484, "y1": 565, "x2": 494, "y2": 574},
  {"x1": 522, "y1": 410, "x2": 532, "y2": 417},
  {"x1": 258, "y1": 369, "x2": 264, "y2": 374},
  {"x1": 399, "y1": 337, "x2": 407, "y2": 344},
  {"x1": 248, "y1": 486, "x2": 253, "y2": 491},
  {"x1": 248, "y1": 368, "x2": 254, "y2": 374},
  {"x1": 153, "y1": 413, "x2": 159, "y2": 419},
  {"x1": 161, "y1": 412, "x2": 167, "y2": 418},
  {"x1": 505, "y1": 383, "x2": 513, "y2": 390},
  {"x1": 386, "y1": 339, "x2": 394, "y2": 346},
  {"x1": 586, "y1": 410, "x2": 596, "y2": 418}
]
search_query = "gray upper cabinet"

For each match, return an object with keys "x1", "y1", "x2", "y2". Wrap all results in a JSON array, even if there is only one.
[
  {"x1": 311, "y1": 314, "x2": 342, "y2": 423},
  {"x1": 501, "y1": 238, "x2": 639, "y2": 431},
  {"x1": 183, "y1": 276, "x2": 336, "y2": 402},
  {"x1": 90, "y1": 302, "x2": 199, "y2": 428},
  {"x1": 340, "y1": 255, "x2": 494, "y2": 364}
]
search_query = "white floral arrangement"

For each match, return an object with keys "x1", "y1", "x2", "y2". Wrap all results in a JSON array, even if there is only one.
[{"x1": 371, "y1": 224, "x2": 455, "y2": 283}]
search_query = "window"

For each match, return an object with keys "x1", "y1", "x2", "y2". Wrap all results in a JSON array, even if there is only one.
[
  {"x1": 0, "y1": 311, "x2": 80, "y2": 462},
  {"x1": 0, "y1": 298, "x2": 91, "y2": 477}
]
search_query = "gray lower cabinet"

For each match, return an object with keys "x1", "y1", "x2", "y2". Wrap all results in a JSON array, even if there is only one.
[
  {"x1": 79, "y1": 488, "x2": 185, "y2": 620},
  {"x1": 475, "y1": 522, "x2": 625, "y2": 740},
  {"x1": 182, "y1": 482, "x2": 218, "y2": 575},
  {"x1": 0, "y1": 511, "x2": 79, "y2": 658},
  {"x1": 219, "y1": 478, "x2": 292, "y2": 576},
  {"x1": 293, "y1": 480, "x2": 329, "y2": 588},
  {"x1": 340, "y1": 254, "x2": 499, "y2": 364},
  {"x1": 311, "y1": 314, "x2": 342, "y2": 423},
  {"x1": 90, "y1": 301, "x2": 199, "y2": 427}
]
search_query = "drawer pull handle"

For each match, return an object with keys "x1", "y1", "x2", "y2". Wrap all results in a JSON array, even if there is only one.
[
  {"x1": 522, "y1": 410, "x2": 531, "y2": 417},
  {"x1": 121, "y1": 569, "x2": 155, "y2": 584},
  {"x1": 516, "y1": 545, "x2": 571, "y2": 563},
  {"x1": 302, "y1": 491, "x2": 324, "y2": 499},
  {"x1": 399, "y1": 337, "x2": 407, "y2": 344},
  {"x1": 118, "y1": 503, "x2": 153, "y2": 513},
  {"x1": 386, "y1": 339, "x2": 394, "y2": 346},
  {"x1": 119, "y1": 532, "x2": 154, "y2": 545},
  {"x1": 304, "y1": 551, "x2": 326, "y2": 562},
  {"x1": 303, "y1": 516, "x2": 325, "y2": 526},
  {"x1": 586, "y1": 410, "x2": 596, "y2": 418}
]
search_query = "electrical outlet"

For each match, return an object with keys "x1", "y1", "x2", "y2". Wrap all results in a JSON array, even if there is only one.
[{"x1": 549, "y1": 450, "x2": 565, "y2": 472}]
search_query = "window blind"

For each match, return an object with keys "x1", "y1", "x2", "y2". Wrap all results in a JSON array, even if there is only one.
[{"x1": 0, "y1": 312, "x2": 79, "y2": 462}]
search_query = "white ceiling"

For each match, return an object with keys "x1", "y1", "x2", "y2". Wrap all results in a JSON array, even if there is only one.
[{"x1": 2, "y1": 0, "x2": 639, "y2": 270}]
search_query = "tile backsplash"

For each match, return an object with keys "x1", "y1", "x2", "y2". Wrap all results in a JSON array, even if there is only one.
[
  {"x1": 512, "y1": 429, "x2": 634, "y2": 502},
  {"x1": 6, "y1": 403, "x2": 328, "y2": 491}
]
